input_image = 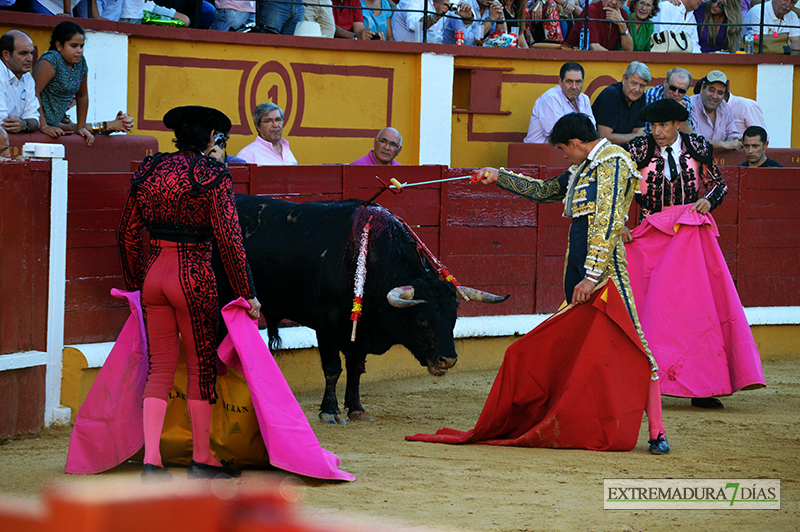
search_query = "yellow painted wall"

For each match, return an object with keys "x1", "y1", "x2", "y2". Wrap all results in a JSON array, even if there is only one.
[{"x1": 126, "y1": 37, "x2": 422, "y2": 165}]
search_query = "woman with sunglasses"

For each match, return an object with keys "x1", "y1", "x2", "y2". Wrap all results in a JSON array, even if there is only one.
[
  {"x1": 627, "y1": 0, "x2": 660, "y2": 50},
  {"x1": 694, "y1": 0, "x2": 743, "y2": 52}
]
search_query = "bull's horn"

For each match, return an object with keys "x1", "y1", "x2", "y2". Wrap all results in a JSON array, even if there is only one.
[
  {"x1": 457, "y1": 286, "x2": 511, "y2": 303},
  {"x1": 386, "y1": 285, "x2": 427, "y2": 308}
]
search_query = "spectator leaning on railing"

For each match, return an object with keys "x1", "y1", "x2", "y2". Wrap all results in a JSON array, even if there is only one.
[
  {"x1": 627, "y1": 0, "x2": 659, "y2": 50},
  {"x1": 564, "y1": 0, "x2": 634, "y2": 51},
  {"x1": 393, "y1": 0, "x2": 473, "y2": 42},
  {"x1": 0, "y1": 30, "x2": 40, "y2": 136},
  {"x1": 255, "y1": 0, "x2": 305, "y2": 34},
  {"x1": 443, "y1": 0, "x2": 506, "y2": 45},
  {"x1": 694, "y1": 0, "x2": 743, "y2": 52},
  {"x1": 303, "y1": 0, "x2": 337, "y2": 36},
  {"x1": 333, "y1": 0, "x2": 377, "y2": 38},
  {"x1": 744, "y1": 0, "x2": 800, "y2": 54},
  {"x1": 361, "y1": 0, "x2": 396, "y2": 39}
]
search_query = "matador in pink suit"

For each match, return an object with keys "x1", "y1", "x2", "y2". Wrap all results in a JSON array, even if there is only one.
[
  {"x1": 625, "y1": 98, "x2": 766, "y2": 410},
  {"x1": 118, "y1": 106, "x2": 262, "y2": 482}
]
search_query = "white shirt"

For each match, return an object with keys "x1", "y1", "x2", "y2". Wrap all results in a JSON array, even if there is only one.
[
  {"x1": 524, "y1": 85, "x2": 595, "y2": 144},
  {"x1": 37, "y1": 0, "x2": 78, "y2": 14},
  {"x1": 655, "y1": 1, "x2": 701, "y2": 53},
  {"x1": 393, "y1": 0, "x2": 446, "y2": 42},
  {"x1": 0, "y1": 60, "x2": 40, "y2": 122},
  {"x1": 659, "y1": 135, "x2": 682, "y2": 181},
  {"x1": 744, "y1": 1, "x2": 800, "y2": 37}
]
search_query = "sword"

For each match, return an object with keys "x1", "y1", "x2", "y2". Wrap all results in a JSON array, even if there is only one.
[{"x1": 389, "y1": 175, "x2": 477, "y2": 189}]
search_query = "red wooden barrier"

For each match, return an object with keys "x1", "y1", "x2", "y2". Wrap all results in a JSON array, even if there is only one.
[
  {"x1": 737, "y1": 168, "x2": 800, "y2": 306},
  {"x1": 44, "y1": 162, "x2": 800, "y2": 344},
  {"x1": 0, "y1": 160, "x2": 50, "y2": 354}
]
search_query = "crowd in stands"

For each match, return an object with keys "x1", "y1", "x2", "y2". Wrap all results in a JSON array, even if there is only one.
[
  {"x1": 1, "y1": 0, "x2": 797, "y2": 51},
  {"x1": 524, "y1": 60, "x2": 780, "y2": 167}
]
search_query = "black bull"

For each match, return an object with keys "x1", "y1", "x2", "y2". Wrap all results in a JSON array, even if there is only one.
[{"x1": 214, "y1": 195, "x2": 508, "y2": 424}]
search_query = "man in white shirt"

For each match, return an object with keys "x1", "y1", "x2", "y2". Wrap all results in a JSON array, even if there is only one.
[
  {"x1": 524, "y1": 62, "x2": 595, "y2": 144},
  {"x1": 393, "y1": 0, "x2": 473, "y2": 43},
  {"x1": 237, "y1": 102, "x2": 299, "y2": 166},
  {"x1": 744, "y1": 0, "x2": 800, "y2": 54},
  {"x1": 0, "y1": 31, "x2": 40, "y2": 135},
  {"x1": 655, "y1": 0, "x2": 702, "y2": 53}
]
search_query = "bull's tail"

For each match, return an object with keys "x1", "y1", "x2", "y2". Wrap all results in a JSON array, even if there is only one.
[{"x1": 267, "y1": 321, "x2": 282, "y2": 352}]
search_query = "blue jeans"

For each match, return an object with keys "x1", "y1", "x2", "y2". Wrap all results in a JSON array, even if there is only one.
[
  {"x1": 211, "y1": 8, "x2": 255, "y2": 31},
  {"x1": 33, "y1": 0, "x2": 86, "y2": 15},
  {"x1": 256, "y1": 0, "x2": 305, "y2": 35}
]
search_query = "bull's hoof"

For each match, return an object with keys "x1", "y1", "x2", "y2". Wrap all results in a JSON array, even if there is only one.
[
  {"x1": 319, "y1": 412, "x2": 347, "y2": 425},
  {"x1": 348, "y1": 410, "x2": 374, "y2": 422}
]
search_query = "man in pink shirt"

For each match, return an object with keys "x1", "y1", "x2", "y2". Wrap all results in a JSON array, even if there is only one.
[
  {"x1": 236, "y1": 103, "x2": 299, "y2": 166},
  {"x1": 688, "y1": 70, "x2": 741, "y2": 151},
  {"x1": 726, "y1": 92, "x2": 766, "y2": 136},
  {"x1": 524, "y1": 62, "x2": 595, "y2": 144},
  {"x1": 351, "y1": 127, "x2": 403, "y2": 165}
]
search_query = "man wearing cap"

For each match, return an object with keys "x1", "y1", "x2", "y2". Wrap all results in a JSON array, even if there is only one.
[
  {"x1": 119, "y1": 105, "x2": 260, "y2": 482},
  {"x1": 351, "y1": 127, "x2": 403, "y2": 165},
  {"x1": 237, "y1": 102, "x2": 299, "y2": 166},
  {"x1": 625, "y1": 98, "x2": 765, "y2": 410},
  {"x1": 474, "y1": 113, "x2": 671, "y2": 455},
  {"x1": 524, "y1": 62, "x2": 596, "y2": 144},
  {"x1": 689, "y1": 70, "x2": 742, "y2": 151},
  {"x1": 642, "y1": 67, "x2": 695, "y2": 134},
  {"x1": 591, "y1": 61, "x2": 650, "y2": 146}
]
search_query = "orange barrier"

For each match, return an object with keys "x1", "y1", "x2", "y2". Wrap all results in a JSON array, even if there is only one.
[{"x1": 0, "y1": 479, "x2": 427, "y2": 532}]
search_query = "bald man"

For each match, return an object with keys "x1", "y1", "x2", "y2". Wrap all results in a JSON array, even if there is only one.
[
  {"x1": 0, "y1": 30, "x2": 40, "y2": 135},
  {"x1": 351, "y1": 127, "x2": 403, "y2": 165}
]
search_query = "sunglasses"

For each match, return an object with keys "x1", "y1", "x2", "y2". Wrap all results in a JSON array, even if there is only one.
[
  {"x1": 668, "y1": 84, "x2": 688, "y2": 94},
  {"x1": 711, "y1": 0, "x2": 724, "y2": 6}
]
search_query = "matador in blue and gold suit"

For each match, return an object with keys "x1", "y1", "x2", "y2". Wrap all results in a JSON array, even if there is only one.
[{"x1": 496, "y1": 139, "x2": 657, "y2": 374}]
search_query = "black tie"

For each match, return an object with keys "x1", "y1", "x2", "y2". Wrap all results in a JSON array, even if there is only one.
[{"x1": 665, "y1": 147, "x2": 678, "y2": 181}]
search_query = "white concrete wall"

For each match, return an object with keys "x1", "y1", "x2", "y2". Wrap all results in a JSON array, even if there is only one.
[
  {"x1": 756, "y1": 64, "x2": 793, "y2": 148},
  {"x1": 418, "y1": 53, "x2": 454, "y2": 165},
  {"x1": 64, "y1": 30, "x2": 129, "y2": 125}
]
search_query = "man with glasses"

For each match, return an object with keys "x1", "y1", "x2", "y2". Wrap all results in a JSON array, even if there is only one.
[
  {"x1": 0, "y1": 30, "x2": 40, "y2": 136},
  {"x1": 642, "y1": 67, "x2": 695, "y2": 134},
  {"x1": 351, "y1": 127, "x2": 403, "y2": 165},
  {"x1": 237, "y1": 102, "x2": 298, "y2": 166}
]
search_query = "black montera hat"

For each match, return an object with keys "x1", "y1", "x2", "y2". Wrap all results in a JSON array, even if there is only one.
[
  {"x1": 639, "y1": 98, "x2": 689, "y2": 123},
  {"x1": 163, "y1": 106, "x2": 231, "y2": 133}
]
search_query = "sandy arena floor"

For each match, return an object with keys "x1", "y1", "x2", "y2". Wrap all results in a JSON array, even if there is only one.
[{"x1": 0, "y1": 359, "x2": 797, "y2": 531}]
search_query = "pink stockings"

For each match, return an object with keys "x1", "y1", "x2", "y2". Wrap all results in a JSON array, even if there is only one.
[
  {"x1": 645, "y1": 378, "x2": 666, "y2": 440},
  {"x1": 142, "y1": 397, "x2": 219, "y2": 467},
  {"x1": 143, "y1": 397, "x2": 168, "y2": 467}
]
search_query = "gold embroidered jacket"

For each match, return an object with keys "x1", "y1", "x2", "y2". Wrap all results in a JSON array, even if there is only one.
[{"x1": 496, "y1": 140, "x2": 641, "y2": 282}]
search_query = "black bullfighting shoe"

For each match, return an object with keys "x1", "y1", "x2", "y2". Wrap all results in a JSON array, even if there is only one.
[
  {"x1": 691, "y1": 397, "x2": 724, "y2": 409},
  {"x1": 141, "y1": 463, "x2": 172, "y2": 484},
  {"x1": 648, "y1": 433, "x2": 670, "y2": 455},
  {"x1": 187, "y1": 460, "x2": 242, "y2": 480}
]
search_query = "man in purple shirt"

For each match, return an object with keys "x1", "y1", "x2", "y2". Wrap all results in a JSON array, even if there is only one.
[
  {"x1": 351, "y1": 127, "x2": 403, "y2": 165},
  {"x1": 236, "y1": 102, "x2": 299, "y2": 166},
  {"x1": 689, "y1": 70, "x2": 741, "y2": 152},
  {"x1": 524, "y1": 62, "x2": 595, "y2": 144}
]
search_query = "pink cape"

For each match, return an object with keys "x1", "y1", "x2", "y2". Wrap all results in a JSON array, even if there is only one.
[
  {"x1": 406, "y1": 281, "x2": 652, "y2": 451},
  {"x1": 66, "y1": 292, "x2": 354, "y2": 481},
  {"x1": 625, "y1": 205, "x2": 765, "y2": 397}
]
